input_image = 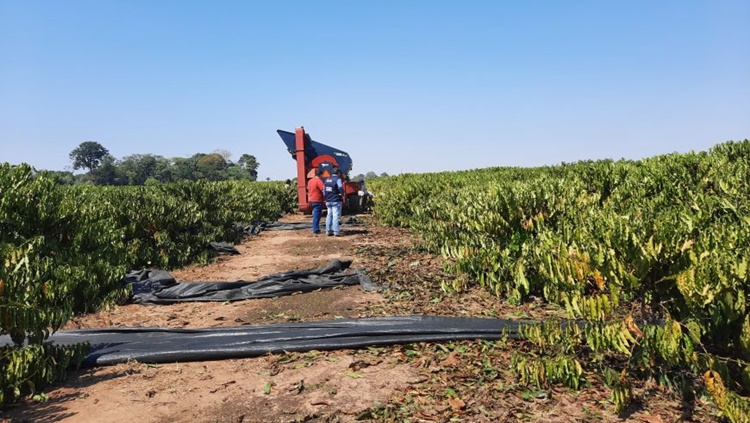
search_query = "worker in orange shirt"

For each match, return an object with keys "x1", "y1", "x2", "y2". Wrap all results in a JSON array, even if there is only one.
[{"x1": 307, "y1": 168, "x2": 325, "y2": 235}]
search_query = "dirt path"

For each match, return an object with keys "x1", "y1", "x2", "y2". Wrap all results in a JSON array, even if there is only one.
[
  {"x1": 2, "y1": 215, "x2": 419, "y2": 423},
  {"x1": 0, "y1": 215, "x2": 720, "y2": 423}
]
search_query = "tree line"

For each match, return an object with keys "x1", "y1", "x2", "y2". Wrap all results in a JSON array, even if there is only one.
[
  {"x1": 350, "y1": 171, "x2": 389, "y2": 182},
  {"x1": 54, "y1": 141, "x2": 260, "y2": 186}
]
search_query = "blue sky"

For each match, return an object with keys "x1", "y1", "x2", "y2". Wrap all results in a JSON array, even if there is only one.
[{"x1": 1, "y1": 1, "x2": 748, "y2": 181}]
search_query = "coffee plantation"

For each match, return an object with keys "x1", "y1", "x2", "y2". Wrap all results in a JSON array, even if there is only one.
[{"x1": 370, "y1": 140, "x2": 750, "y2": 421}]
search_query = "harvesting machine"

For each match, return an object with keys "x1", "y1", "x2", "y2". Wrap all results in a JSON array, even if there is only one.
[{"x1": 277, "y1": 127, "x2": 366, "y2": 215}]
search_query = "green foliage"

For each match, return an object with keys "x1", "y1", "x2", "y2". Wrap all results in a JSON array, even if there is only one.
[
  {"x1": 84, "y1": 152, "x2": 262, "y2": 186},
  {"x1": 69, "y1": 141, "x2": 109, "y2": 172},
  {"x1": 0, "y1": 343, "x2": 89, "y2": 405},
  {"x1": 705, "y1": 370, "x2": 750, "y2": 423},
  {"x1": 511, "y1": 353, "x2": 584, "y2": 390},
  {"x1": 0, "y1": 164, "x2": 119, "y2": 404},
  {"x1": 0, "y1": 165, "x2": 292, "y2": 404},
  {"x1": 237, "y1": 154, "x2": 259, "y2": 180},
  {"x1": 0, "y1": 164, "x2": 126, "y2": 341},
  {"x1": 371, "y1": 139, "x2": 750, "y2": 414}
]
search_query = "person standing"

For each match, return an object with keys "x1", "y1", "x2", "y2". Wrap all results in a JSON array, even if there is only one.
[
  {"x1": 307, "y1": 169, "x2": 325, "y2": 235},
  {"x1": 323, "y1": 167, "x2": 344, "y2": 236}
]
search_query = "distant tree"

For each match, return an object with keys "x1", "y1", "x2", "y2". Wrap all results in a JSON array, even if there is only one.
[
  {"x1": 213, "y1": 149, "x2": 232, "y2": 161},
  {"x1": 196, "y1": 153, "x2": 228, "y2": 181},
  {"x1": 90, "y1": 155, "x2": 124, "y2": 185},
  {"x1": 351, "y1": 174, "x2": 365, "y2": 182},
  {"x1": 237, "y1": 154, "x2": 259, "y2": 180},
  {"x1": 69, "y1": 141, "x2": 109, "y2": 172},
  {"x1": 171, "y1": 157, "x2": 197, "y2": 181},
  {"x1": 365, "y1": 171, "x2": 378, "y2": 179},
  {"x1": 153, "y1": 157, "x2": 173, "y2": 182},
  {"x1": 221, "y1": 165, "x2": 238, "y2": 180},
  {"x1": 66, "y1": 147, "x2": 263, "y2": 185},
  {"x1": 118, "y1": 154, "x2": 165, "y2": 185},
  {"x1": 379, "y1": 172, "x2": 389, "y2": 178}
]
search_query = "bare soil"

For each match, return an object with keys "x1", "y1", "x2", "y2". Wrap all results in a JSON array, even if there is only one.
[{"x1": 0, "y1": 215, "x2": 720, "y2": 423}]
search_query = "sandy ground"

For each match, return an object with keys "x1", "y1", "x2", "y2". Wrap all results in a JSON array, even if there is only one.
[
  {"x1": 0, "y1": 214, "x2": 721, "y2": 423},
  {"x1": 2, "y1": 215, "x2": 416, "y2": 423}
]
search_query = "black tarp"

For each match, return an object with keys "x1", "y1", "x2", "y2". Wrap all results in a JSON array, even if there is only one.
[
  {"x1": 0, "y1": 260, "x2": 531, "y2": 368},
  {"x1": 2, "y1": 316, "x2": 524, "y2": 367},
  {"x1": 127, "y1": 259, "x2": 379, "y2": 304},
  {"x1": 209, "y1": 241, "x2": 240, "y2": 255}
]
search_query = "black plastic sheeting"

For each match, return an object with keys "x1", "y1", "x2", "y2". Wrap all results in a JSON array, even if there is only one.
[
  {"x1": 209, "y1": 241, "x2": 240, "y2": 255},
  {"x1": 127, "y1": 259, "x2": 378, "y2": 304},
  {"x1": 15, "y1": 316, "x2": 524, "y2": 367},
  {"x1": 0, "y1": 259, "x2": 535, "y2": 369}
]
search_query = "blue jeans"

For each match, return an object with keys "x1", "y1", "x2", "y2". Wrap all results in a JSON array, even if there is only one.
[
  {"x1": 325, "y1": 201, "x2": 342, "y2": 235},
  {"x1": 310, "y1": 202, "x2": 323, "y2": 233}
]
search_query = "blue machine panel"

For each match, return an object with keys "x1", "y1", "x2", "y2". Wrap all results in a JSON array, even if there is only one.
[{"x1": 277, "y1": 129, "x2": 354, "y2": 175}]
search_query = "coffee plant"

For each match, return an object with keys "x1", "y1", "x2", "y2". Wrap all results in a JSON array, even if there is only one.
[
  {"x1": 0, "y1": 164, "x2": 293, "y2": 404},
  {"x1": 370, "y1": 140, "x2": 750, "y2": 420}
]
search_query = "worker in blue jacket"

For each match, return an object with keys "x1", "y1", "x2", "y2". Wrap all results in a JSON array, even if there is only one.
[{"x1": 323, "y1": 167, "x2": 344, "y2": 236}]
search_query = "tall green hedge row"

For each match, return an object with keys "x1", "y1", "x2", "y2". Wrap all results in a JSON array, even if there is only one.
[
  {"x1": 370, "y1": 140, "x2": 750, "y2": 420},
  {"x1": 0, "y1": 164, "x2": 294, "y2": 404}
]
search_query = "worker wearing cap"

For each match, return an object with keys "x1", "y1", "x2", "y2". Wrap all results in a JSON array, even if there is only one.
[
  {"x1": 323, "y1": 167, "x2": 344, "y2": 236},
  {"x1": 307, "y1": 169, "x2": 325, "y2": 235}
]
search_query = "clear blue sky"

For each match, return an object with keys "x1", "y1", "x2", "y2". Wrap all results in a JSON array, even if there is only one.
[{"x1": 1, "y1": 1, "x2": 748, "y2": 181}]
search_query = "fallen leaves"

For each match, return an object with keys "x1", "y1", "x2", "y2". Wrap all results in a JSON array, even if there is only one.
[
  {"x1": 636, "y1": 414, "x2": 665, "y2": 423},
  {"x1": 440, "y1": 352, "x2": 461, "y2": 368},
  {"x1": 448, "y1": 396, "x2": 465, "y2": 411}
]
